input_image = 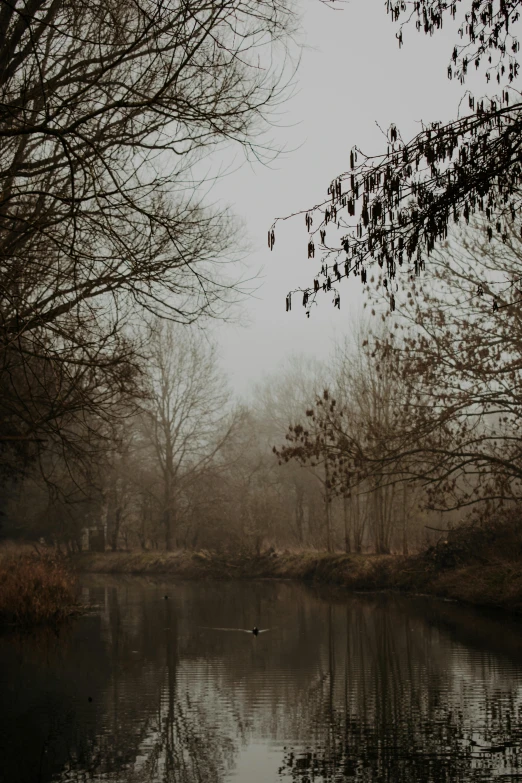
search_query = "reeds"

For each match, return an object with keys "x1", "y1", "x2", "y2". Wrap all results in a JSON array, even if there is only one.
[{"x1": 0, "y1": 552, "x2": 78, "y2": 626}]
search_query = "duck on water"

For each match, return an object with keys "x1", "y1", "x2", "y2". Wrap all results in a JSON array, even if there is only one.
[{"x1": 201, "y1": 626, "x2": 270, "y2": 635}]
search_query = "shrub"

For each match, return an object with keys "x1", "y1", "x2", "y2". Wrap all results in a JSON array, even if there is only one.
[
  {"x1": 0, "y1": 553, "x2": 77, "y2": 626},
  {"x1": 422, "y1": 509, "x2": 522, "y2": 571}
]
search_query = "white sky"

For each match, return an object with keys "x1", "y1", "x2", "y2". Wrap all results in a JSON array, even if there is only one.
[{"x1": 211, "y1": 0, "x2": 470, "y2": 396}]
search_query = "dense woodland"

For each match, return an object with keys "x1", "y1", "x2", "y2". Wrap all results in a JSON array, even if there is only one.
[
  {"x1": 3, "y1": 212, "x2": 513, "y2": 556},
  {"x1": 6, "y1": 210, "x2": 522, "y2": 555},
  {"x1": 2, "y1": 0, "x2": 522, "y2": 556}
]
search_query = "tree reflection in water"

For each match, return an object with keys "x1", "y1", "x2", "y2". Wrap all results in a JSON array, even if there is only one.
[
  {"x1": 0, "y1": 583, "x2": 241, "y2": 783},
  {"x1": 1, "y1": 581, "x2": 522, "y2": 783},
  {"x1": 280, "y1": 597, "x2": 522, "y2": 782}
]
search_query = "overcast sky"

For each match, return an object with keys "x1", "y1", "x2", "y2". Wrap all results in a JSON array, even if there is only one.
[{"x1": 212, "y1": 0, "x2": 468, "y2": 396}]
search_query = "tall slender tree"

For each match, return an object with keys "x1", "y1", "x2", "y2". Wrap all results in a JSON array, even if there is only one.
[{"x1": 144, "y1": 321, "x2": 235, "y2": 550}]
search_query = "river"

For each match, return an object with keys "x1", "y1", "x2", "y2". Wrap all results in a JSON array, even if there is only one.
[{"x1": 1, "y1": 577, "x2": 522, "y2": 782}]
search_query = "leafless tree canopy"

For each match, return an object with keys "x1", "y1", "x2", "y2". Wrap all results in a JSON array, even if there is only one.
[
  {"x1": 1, "y1": 0, "x2": 294, "y2": 324},
  {"x1": 142, "y1": 320, "x2": 237, "y2": 550},
  {"x1": 0, "y1": 0, "x2": 295, "y2": 469},
  {"x1": 273, "y1": 0, "x2": 522, "y2": 315},
  {"x1": 8, "y1": 1, "x2": 522, "y2": 555}
]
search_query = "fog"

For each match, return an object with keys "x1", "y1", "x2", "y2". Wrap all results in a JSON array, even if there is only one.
[
  {"x1": 1, "y1": 0, "x2": 522, "y2": 554},
  {"x1": 213, "y1": 0, "x2": 467, "y2": 394}
]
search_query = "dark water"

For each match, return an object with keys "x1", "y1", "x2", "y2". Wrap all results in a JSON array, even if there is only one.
[{"x1": 2, "y1": 579, "x2": 522, "y2": 783}]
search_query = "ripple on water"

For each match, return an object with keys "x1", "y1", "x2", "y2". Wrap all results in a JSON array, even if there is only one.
[{"x1": 2, "y1": 583, "x2": 522, "y2": 782}]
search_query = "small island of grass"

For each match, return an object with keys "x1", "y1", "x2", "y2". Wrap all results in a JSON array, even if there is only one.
[{"x1": 0, "y1": 552, "x2": 79, "y2": 627}]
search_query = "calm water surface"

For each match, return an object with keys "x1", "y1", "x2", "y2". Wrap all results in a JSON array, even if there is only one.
[{"x1": 2, "y1": 578, "x2": 522, "y2": 782}]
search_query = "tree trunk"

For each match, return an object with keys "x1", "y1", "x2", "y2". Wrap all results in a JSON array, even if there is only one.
[
  {"x1": 325, "y1": 495, "x2": 332, "y2": 553},
  {"x1": 110, "y1": 506, "x2": 121, "y2": 551},
  {"x1": 373, "y1": 483, "x2": 389, "y2": 554},
  {"x1": 324, "y1": 461, "x2": 332, "y2": 553},
  {"x1": 353, "y1": 488, "x2": 363, "y2": 553},
  {"x1": 373, "y1": 486, "x2": 381, "y2": 553},
  {"x1": 164, "y1": 464, "x2": 176, "y2": 551},
  {"x1": 343, "y1": 494, "x2": 351, "y2": 553},
  {"x1": 295, "y1": 483, "x2": 304, "y2": 545},
  {"x1": 138, "y1": 501, "x2": 147, "y2": 550},
  {"x1": 402, "y1": 482, "x2": 409, "y2": 555},
  {"x1": 165, "y1": 507, "x2": 175, "y2": 551},
  {"x1": 381, "y1": 485, "x2": 391, "y2": 555}
]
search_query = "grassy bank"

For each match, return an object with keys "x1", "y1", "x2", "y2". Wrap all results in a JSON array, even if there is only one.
[
  {"x1": 73, "y1": 549, "x2": 390, "y2": 582},
  {"x1": 73, "y1": 521, "x2": 522, "y2": 614},
  {"x1": 0, "y1": 552, "x2": 79, "y2": 627},
  {"x1": 4, "y1": 516, "x2": 521, "y2": 625}
]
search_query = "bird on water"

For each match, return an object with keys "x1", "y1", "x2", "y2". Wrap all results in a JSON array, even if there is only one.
[{"x1": 200, "y1": 625, "x2": 270, "y2": 635}]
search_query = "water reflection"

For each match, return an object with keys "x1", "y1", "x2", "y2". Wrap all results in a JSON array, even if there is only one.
[{"x1": 1, "y1": 579, "x2": 522, "y2": 782}]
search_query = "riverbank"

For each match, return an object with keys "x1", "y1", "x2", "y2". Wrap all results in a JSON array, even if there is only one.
[{"x1": 72, "y1": 530, "x2": 522, "y2": 614}]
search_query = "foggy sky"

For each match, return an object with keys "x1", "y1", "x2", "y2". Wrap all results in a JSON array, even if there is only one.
[{"x1": 211, "y1": 0, "x2": 476, "y2": 395}]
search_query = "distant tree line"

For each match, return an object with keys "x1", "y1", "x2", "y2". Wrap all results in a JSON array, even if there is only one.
[
  {"x1": 5, "y1": 218, "x2": 522, "y2": 553},
  {"x1": 3, "y1": 1, "x2": 522, "y2": 554},
  {"x1": 0, "y1": 313, "x2": 462, "y2": 555}
]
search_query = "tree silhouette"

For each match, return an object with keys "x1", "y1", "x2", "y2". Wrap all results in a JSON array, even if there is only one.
[
  {"x1": 0, "y1": 0, "x2": 294, "y2": 477},
  {"x1": 272, "y1": 0, "x2": 522, "y2": 315}
]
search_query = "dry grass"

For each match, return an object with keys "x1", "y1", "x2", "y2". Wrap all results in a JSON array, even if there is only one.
[
  {"x1": 73, "y1": 548, "x2": 398, "y2": 586},
  {"x1": 5, "y1": 518, "x2": 522, "y2": 624},
  {"x1": 72, "y1": 520, "x2": 522, "y2": 614},
  {"x1": 0, "y1": 553, "x2": 78, "y2": 626},
  {"x1": 0, "y1": 539, "x2": 45, "y2": 557}
]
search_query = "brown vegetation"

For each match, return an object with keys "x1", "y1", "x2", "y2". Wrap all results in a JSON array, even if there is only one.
[
  {"x1": 73, "y1": 514, "x2": 522, "y2": 614},
  {"x1": 0, "y1": 553, "x2": 78, "y2": 627}
]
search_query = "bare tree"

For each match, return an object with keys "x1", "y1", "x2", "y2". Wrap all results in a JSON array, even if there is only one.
[
  {"x1": 143, "y1": 320, "x2": 236, "y2": 550},
  {"x1": 275, "y1": 324, "x2": 442, "y2": 553},
  {"x1": 363, "y1": 216, "x2": 522, "y2": 514},
  {"x1": 273, "y1": 1, "x2": 522, "y2": 318},
  {"x1": 0, "y1": 0, "x2": 295, "y2": 326},
  {"x1": 256, "y1": 356, "x2": 331, "y2": 547},
  {"x1": 0, "y1": 0, "x2": 296, "y2": 478}
]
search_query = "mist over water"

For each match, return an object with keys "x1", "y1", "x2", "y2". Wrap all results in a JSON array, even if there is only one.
[{"x1": 2, "y1": 579, "x2": 522, "y2": 783}]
